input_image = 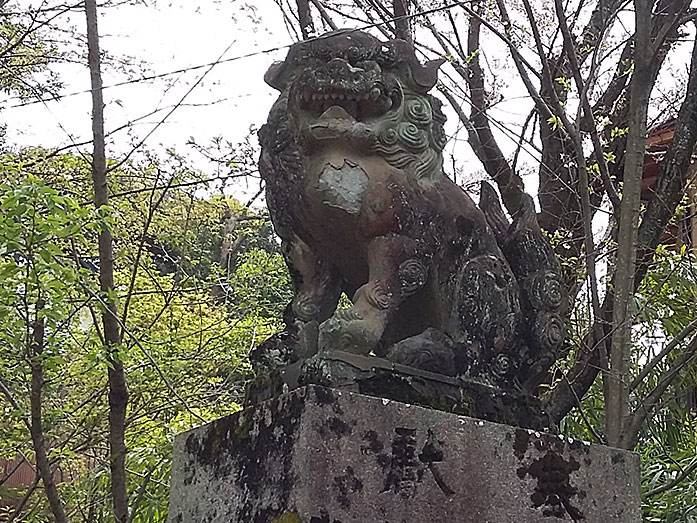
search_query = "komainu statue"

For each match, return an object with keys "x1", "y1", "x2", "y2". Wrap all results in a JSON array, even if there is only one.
[{"x1": 250, "y1": 30, "x2": 568, "y2": 430}]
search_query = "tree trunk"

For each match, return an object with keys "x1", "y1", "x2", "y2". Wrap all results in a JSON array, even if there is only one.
[
  {"x1": 605, "y1": 0, "x2": 653, "y2": 447},
  {"x1": 615, "y1": 35, "x2": 697, "y2": 448},
  {"x1": 85, "y1": 1, "x2": 129, "y2": 521},
  {"x1": 29, "y1": 300, "x2": 69, "y2": 523},
  {"x1": 690, "y1": 176, "x2": 697, "y2": 251},
  {"x1": 393, "y1": 0, "x2": 411, "y2": 44},
  {"x1": 296, "y1": 0, "x2": 314, "y2": 39},
  {"x1": 544, "y1": 11, "x2": 692, "y2": 425}
]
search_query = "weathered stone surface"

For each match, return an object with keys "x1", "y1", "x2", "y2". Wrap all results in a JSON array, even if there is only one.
[
  {"x1": 254, "y1": 30, "x2": 571, "y2": 410},
  {"x1": 245, "y1": 351, "x2": 552, "y2": 431},
  {"x1": 168, "y1": 386, "x2": 640, "y2": 522}
]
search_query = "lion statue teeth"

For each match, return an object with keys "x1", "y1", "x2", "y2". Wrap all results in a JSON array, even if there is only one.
[{"x1": 253, "y1": 30, "x2": 568, "y2": 396}]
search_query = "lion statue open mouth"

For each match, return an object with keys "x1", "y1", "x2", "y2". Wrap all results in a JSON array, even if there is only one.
[{"x1": 253, "y1": 30, "x2": 567, "y2": 399}]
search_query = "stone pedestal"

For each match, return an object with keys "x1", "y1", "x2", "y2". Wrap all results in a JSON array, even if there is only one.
[
  {"x1": 168, "y1": 386, "x2": 640, "y2": 523},
  {"x1": 245, "y1": 352, "x2": 552, "y2": 431}
]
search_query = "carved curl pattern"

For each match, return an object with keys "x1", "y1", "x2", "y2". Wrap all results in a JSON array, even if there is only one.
[
  {"x1": 370, "y1": 93, "x2": 446, "y2": 180},
  {"x1": 398, "y1": 258, "x2": 428, "y2": 297},
  {"x1": 490, "y1": 353, "x2": 512, "y2": 380},
  {"x1": 532, "y1": 311, "x2": 565, "y2": 351},
  {"x1": 379, "y1": 127, "x2": 399, "y2": 147},
  {"x1": 364, "y1": 280, "x2": 390, "y2": 310},
  {"x1": 527, "y1": 271, "x2": 564, "y2": 311},
  {"x1": 405, "y1": 98, "x2": 433, "y2": 127},
  {"x1": 292, "y1": 293, "x2": 320, "y2": 322},
  {"x1": 397, "y1": 122, "x2": 429, "y2": 152}
]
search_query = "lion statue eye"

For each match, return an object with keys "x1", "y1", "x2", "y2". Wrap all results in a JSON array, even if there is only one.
[
  {"x1": 347, "y1": 46, "x2": 362, "y2": 63},
  {"x1": 377, "y1": 44, "x2": 397, "y2": 66}
]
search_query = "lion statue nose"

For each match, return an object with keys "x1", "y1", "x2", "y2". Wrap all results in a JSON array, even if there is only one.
[{"x1": 324, "y1": 58, "x2": 353, "y2": 78}]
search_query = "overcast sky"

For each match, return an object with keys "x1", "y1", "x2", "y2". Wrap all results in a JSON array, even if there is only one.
[
  {"x1": 4, "y1": 2, "x2": 290, "y2": 164},
  {"x1": 4, "y1": 1, "x2": 694, "y2": 203},
  {"x1": 0, "y1": 1, "x2": 577, "y2": 196}
]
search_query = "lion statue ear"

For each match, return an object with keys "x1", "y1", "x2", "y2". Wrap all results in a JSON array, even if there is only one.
[
  {"x1": 413, "y1": 58, "x2": 446, "y2": 91},
  {"x1": 390, "y1": 40, "x2": 445, "y2": 92},
  {"x1": 264, "y1": 61, "x2": 288, "y2": 91}
]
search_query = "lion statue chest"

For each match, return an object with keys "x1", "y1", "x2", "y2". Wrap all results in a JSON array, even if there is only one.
[{"x1": 297, "y1": 149, "x2": 395, "y2": 281}]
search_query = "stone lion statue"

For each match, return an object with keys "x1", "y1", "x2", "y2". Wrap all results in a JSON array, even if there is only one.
[{"x1": 253, "y1": 30, "x2": 567, "y2": 396}]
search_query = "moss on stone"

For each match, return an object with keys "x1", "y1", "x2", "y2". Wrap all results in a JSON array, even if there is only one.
[
  {"x1": 233, "y1": 417, "x2": 253, "y2": 440},
  {"x1": 271, "y1": 511, "x2": 303, "y2": 523}
]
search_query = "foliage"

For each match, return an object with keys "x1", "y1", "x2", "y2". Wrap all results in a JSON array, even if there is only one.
[
  {"x1": 0, "y1": 4, "x2": 62, "y2": 101},
  {"x1": 562, "y1": 247, "x2": 697, "y2": 520},
  {"x1": 0, "y1": 173, "x2": 97, "y2": 521},
  {"x1": 0, "y1": 152, "x2": 291, "y2": 521}
]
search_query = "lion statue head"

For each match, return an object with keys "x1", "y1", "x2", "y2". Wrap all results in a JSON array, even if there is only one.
[{"x1": 260, "y1": 30, "x2": 448, "y2": 182}]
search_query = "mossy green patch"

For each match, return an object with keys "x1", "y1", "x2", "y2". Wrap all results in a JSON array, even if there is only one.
[
  {"x1": 233, "y1": 417, "x2": 253, "y2": 440},
  {"x1": 271, "y1": 511, "x2": 303, "y2": 523}
]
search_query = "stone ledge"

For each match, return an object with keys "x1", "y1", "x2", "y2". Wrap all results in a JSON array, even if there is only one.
[
  {"x1": 168, "y1": 385, "x2": 640, "y2": 523},
  {"x1": 245, "y1": 352, "x2": 552, "y2": 431}
]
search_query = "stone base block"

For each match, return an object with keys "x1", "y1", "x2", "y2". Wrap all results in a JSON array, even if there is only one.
[{"x1": 168, "y1": 386, "x2": 640, "y2": 523}]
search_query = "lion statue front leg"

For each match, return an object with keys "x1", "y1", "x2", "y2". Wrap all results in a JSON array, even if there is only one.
[
  {"x1": 317, "y1": 234, "x2": 426, "y2": 355},
  {"x1": 250, "y1": 232, "x2": 343, "y2": 373}
]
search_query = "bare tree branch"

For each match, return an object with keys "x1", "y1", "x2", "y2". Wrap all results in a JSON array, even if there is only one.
[
  {"x1": 296, "y1": 0, "x2": 314, "y2": 38},
  {"x1": 393, "y1": 0, "x2": 411, "y2": 43},
  {"x1": 645, "y1": 457, "x2": 697, "y2": 497},
  {"x1": 463, "y1": 3, "x2": 527, "y2": 215},
  {"x1": 622, "y1": 335, "x2": 697, "y2": 448},
  {"x1": 309, "y1": 0, "x2": 338, "y2": 31},
  {"x1": 631, "y1": 318, "x2": 697, "y2": 392}
]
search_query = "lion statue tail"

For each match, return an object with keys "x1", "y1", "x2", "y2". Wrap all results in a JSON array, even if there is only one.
[{"x1": 479, "y1": 182, "x2": 569, "y2": 391}]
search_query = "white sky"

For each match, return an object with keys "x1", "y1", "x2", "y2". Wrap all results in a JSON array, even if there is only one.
[
  {"x1": 4, "y1": 1, "x2": 290, "y2": 168},
  {"x1": 4, "y1": 1, "x2": 535, "y2": 190}
]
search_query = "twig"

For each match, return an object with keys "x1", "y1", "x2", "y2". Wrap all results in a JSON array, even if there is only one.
[
  {"x1": 645, "y1": 457, "x2": 697, "y2": 497},
  {"x1": 75, "y1": 276, "x2": 205, "y2": 423},
  {"x1": 553, "y1": 0, "x2": 621, "y2": 214},
  {"x1": 0, "y1": 374, "x2": 31, "y2": 430},
  {"x1": 623, "y1": 336, "x2": 697, "y2": 448},
  {"x1": 127, "y1": 456, "x2": 166, "y2": 523},
  {"x1": 631, "y1": 319, "x2": 697, "y2": 392},
  {"x1": 105, "y1": 38, "x2": 239, "y2": 174},
  {"x1": 7, "y1": 474, "x2": 40, "y2": 523},
  {"x1": 559, "y1": 364, "x2": 605, "y2": 444},
  {"x1": 309, "y1": 0, "x2": 339, "y2": 30},
  {"x1": 119, "y1": 169, "x2": 176, "y2": 337}
]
